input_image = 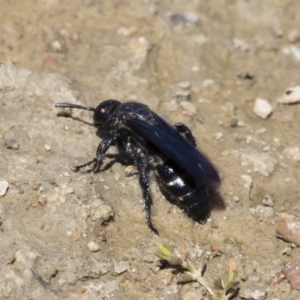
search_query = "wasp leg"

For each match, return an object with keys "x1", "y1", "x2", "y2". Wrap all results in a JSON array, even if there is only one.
[
  {"x1": 134, "y1": 149, "x2": 159, "y2": 235},
  {"x1": 73, "y1": 138, "x2": 115, "y2": 172},
  {"x1": 172, "y1": 122, "x2": 197, "y2": 147},
  {"x1": 72, "y1": 158, "x2": 97, "y2": 172}
]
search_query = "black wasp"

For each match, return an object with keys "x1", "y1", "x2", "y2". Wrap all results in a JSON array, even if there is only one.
[{"x1": 55, "y1": 100, "x2": 220, "y2": 234}]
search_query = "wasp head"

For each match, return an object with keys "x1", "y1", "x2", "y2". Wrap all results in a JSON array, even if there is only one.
[{"x1": 93, "y1": 100, "x2": 121, "y2": 127}]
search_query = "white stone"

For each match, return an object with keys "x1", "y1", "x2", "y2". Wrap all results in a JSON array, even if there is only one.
[
  {"x1": 253, "y1": 98, "x2": 272, "y2": 119},
  {"x1": 45, "y1": 144, "x2": 51, "y2": 151},
  {"x1": 51, "y1": 40, "x2": 62, "y2": 52},
  {"x1": 214, "y1": 132, "x2": 224, "y2": 141},
  {"x1": 87, "y1": 241, "x2": 101, "y2": 252},
  {"x1": 114, "y1": 261, "x2": 129, "y2": 274},
  {"x1": 0, "y1": 180, "x2": 9, "y2": 197},
  {"x1": 278, "y1": 86, "x2": 300, "y2": 104},
  {"x1": 93, "y1": 205, "x2": 114, "y2": 222},
  {"x1": 282, "y1": 45, "x2": 300, "y2": 61},
  {"x1": 241, "y1": 175, "x2": 253, "y2": 189}
]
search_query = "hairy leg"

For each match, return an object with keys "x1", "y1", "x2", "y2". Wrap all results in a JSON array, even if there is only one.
[
  {"x1": 134, "y1": 148, "x2": 159, "y2": 235},
  {"x1": 73, "y1": 137, "x2": 115, "y2": 172}
]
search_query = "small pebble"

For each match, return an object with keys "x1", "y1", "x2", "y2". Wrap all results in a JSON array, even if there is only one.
[
  {"x1": 241, "y1": 149, "x2": 277, "y2": 176},
  {"x1": 233, "y1": 38, "x2": 251, "y2": 51},
  {"x1": 281, "y1": 247, "x2": 292, "y2": 256},
  {"x1": 93, "y1": 205, "x2": 114, "y2": 223},
  {"x1": 253, "y1": 98, "x2": 273, "y2": 119},
  {"x1": 288, "y1": 30, "x2": 300, "y2": 43},
  {"x1": 292, "y1": 152, "x2": 300, "y2": 161},
  {"x1": 198, "y1": 97, "x2": 211, "y2": 103},
  {"x1": 197, "y1": 116, "x2": 204, "y2": 124},
  {"x1": 230, "y1": 118, "x2": 238, "y2": 127},
  {"x1": 181, "y1": 12, "x2": 199, "y2": 23},
  {"x1": 76, "y1": 251, "x2": 84, "y2": 258},
  {"x1": 43, "y1": 56, "x2": 58, "y2": 68},
  {"x1": 45, "y1": 144, "x2": 51, "y2": 151},
  {"x1": 176, "y1": 90, "x2": 191, "y2": 102},
  {"x1": 31, "y1": 199, "x2": 39, "y2": 207},
  {"x1": 221, "y1": 150, "x2": 231, "y2": 156},
  {"x1": 114, "y1": 261, "x2": 129, "y2": 274},
  {"x1": 139, "y1": 285, "x2": 149, "y2": 293},
  {"x1": 87, "y1": 241, "x2": 101, "y2": 252},
  {"x1": 276, "y1": 213, "x2": 300, "y2": 246},
  {"x1": 246, "y1": 136, "x2": 253, "y2": 144},
  {"x1": 59, "y1": 184, "x2": 74, "y2": 195},
  {"x1": 282, "y1": 263, "x2": 300, "y2": 289},
  {"x1": 165, "y1": 11, "x2": 199, "y2": 26},
  {"x1": 232, "y1": 195, "x2": 239, "y2": 202},
  {"x1": 201, "y1": 79, "x2": 214, "y2": 88},
  {"x1": 250, "y1": 205, "x2": 274, "y2": 220},
  {"x1": 262, "y1": 194, "x2": 274, "y2": 207},
  {"x1": 71, "y1": 32, "x2": 79, "y2": 42},
  {"x1": 273, "y1": 27, "x2": 284, "y2": 38},
  {"x1": 114, "y1": 173, "x2": 120, "y2": 181},
  {"x1": 214, "y1": 132, "x2": 224, "y2": 141},
  {"x1": 51, "y1": 40, "x2": 62, "y2": 52},
  {"x1": 157, "y1": 269, "x2": 173, "y2": 289},
  {"x1": 241, "y1": 175, "x2": 253, "y2": 189},
  {"x1": 239, "y1": 284, "x2": 267, "y2": 300},
  {"x1": 282, "y1": 45, "x2": 300, "y2": 61},
  {"x1": 0, "y1": 180, "x2": 9, "y2": 197},
  {"x1": 72, "y1": 230, "x2": 82, "y2": 240},
  {"x1": 278, "y1": 86, "x2": 300, "y2": 104},
  {"x1": 283, "y1": 147, "x2": 300, "y2": 161},
  {"x1": 93, "y1": 223, "x2": 106, "y2": 241},
  {"x1": 32, "y1": 183, "x2": 40, "y2": 191},
  {"x1": 59, "y1": 28, "x2": 70, "y2": 39},
  {"x1": 138, "y1": 36, "x2": 148, "y2": 46},
  {"x1": 180, "y1": 101, "x2": 196, "y2": 116},
  {"x1": 5, "y1": 139, "x2": 19, "y2": 150},
  {"x1": 117, "y1": 26, "x2": 137, "y2": 36},
  {"x1": 256, "y1": 127, "x2": 267, "y2": 134},
  {"x1": 179, "y1": 81, "x2": 191, "y2": 89}
]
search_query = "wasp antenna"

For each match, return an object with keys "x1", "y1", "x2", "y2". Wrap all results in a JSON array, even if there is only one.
[{"x1": 55, "y1": 103, "x2": 95, "y2": 111}]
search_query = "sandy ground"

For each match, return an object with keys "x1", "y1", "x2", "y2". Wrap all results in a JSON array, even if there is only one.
[{"x1": 0, "y1": 1, "x2": 300, "y2": 299}]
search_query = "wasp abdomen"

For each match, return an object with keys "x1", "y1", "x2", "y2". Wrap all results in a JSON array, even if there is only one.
[{"x1": 156, "y1": 161, "x2": 210, "y2": 223}]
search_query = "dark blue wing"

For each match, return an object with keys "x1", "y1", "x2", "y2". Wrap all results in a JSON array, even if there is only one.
[{"x1": 126, "y1": 116, "x2": 220, "y2": 186}]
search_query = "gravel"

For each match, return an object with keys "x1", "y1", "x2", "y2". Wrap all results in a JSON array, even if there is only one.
[{"x1": 1, "y1": 1, "x2": 300, "y2": 299}]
